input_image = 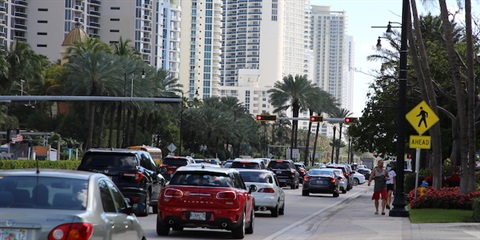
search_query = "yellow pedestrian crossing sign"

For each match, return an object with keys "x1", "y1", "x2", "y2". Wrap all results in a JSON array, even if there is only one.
[{"x1": 406, "y1": 101, "x2": 439, "y2": 135}]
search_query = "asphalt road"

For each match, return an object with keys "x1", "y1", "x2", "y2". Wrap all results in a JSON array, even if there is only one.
[{"x1": 138, "y1": 184, "x2": 366, "y2": 240}]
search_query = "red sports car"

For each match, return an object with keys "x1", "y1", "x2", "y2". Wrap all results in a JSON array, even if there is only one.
[{"x1": 156, "y1": 166, "x2": 256, "y2": 239}]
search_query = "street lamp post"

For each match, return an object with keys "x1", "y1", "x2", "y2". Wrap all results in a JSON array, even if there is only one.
[
  {"x1": 389, "y1": 0, "x2": 410, "y2": 217},
  {"x1": 20, "y1": 79, "x2": 25, "y2": 96},
  {"x1": 122, "y1": 69, "x2": 146, "y2": 147},
  {"x1": 179, "y1": 91, "x2": 184, "y2": 156},
  {"x1": 331, "y1": 125, "x2": 336, "y2": 164}
]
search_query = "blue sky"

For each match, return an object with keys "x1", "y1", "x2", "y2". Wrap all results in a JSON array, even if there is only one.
[{"x1": 310, "y1": 0, "x2": 474, "y2": 116}]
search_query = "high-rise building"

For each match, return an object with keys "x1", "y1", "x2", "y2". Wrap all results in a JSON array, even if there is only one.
[
  {"x1": 178, "y1": 0, "x2": 223, "y2": 100},
  {"x1": 219, "y1": 0, "x2": 310, "y2": 115},
  {"x1": 0, "y1": 0, "x2": 179, "y2": 72},
  {"x1": 159, "y1": 0, "x2": 181, "y2": 80}
]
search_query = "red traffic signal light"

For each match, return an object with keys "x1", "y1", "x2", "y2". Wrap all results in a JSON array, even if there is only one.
[
  {"x1": 344, "y1": 117, "x2": 358, "y2": 124},
  {"x1": 309, "y1": 116, "x2": 323, "y2": 122},
  {"x1": 256, "y1": 115, "x2": 277, "y2": 121}
]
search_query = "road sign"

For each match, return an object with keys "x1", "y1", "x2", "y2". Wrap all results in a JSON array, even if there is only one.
[
  {"x1": 11, "y1": 134, "x2": 23, "y2": 143},
  {"x1": 409, "y1": 135, "x2": 431, "y2": 149},
  {"x1": 167, "y1": 143, "x2": 177, "y2": 152},
  {"x1": 405, "y1": 101, "x2": 439, "y2": 135}
]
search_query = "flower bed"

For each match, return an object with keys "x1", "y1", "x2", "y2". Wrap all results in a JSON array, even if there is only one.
[{"x1": 408, "y1": 187, "x2": 480, "y2": 209}]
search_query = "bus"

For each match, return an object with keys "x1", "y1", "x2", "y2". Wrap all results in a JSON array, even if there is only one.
[{"x1": 127, "y1": 145, "x2": 163, "y2": 165}]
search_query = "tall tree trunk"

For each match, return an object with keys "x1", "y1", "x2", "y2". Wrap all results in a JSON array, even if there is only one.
[
  {"x1": 116, "y1": 103, "x2": 123, "y2": 148},
  {"x1": 86, "y1": 101, "x2": 96, "y2": 150},
  {"x1": 130, "y1": 108, "x2": 139, "y2": 145},
  {"x1": 335, "y1": 123, "x2": 343, "y2": 163},
  {"x1": 96, "y1": 103, "x2": 107, "y2": 147},
  {"x1": 410, "y1": 0, "x2": 443, "y2": 189},
  {"x1": 438, "y1": 0, "x2": 469, "y2": 193},
  {"x1": 108, "y1": 103, "x2": 116, "y2": 147},
  {"x1": 464, "y1": 0, "x2": 476, "y2": 193},
  {"x1": 304, "y1": 110, "x2": 313, "y2": 166},
  {"x1": 312, "y1": 122, "x2": 320, "y2": 166}
]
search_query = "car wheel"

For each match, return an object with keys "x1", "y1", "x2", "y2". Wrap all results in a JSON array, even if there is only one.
[
  {"x1": 271, "y1": 204, "x2": 279, "y2": 217},
  {"x1": 342, "y1": 188, "x2": 347, "y2": 194},
  {"x1": 152, "y1": 202, "x2": 158, "y2": 214},
  {"x1": 353, "y1": 178, "x2": 359, "y2": 186},
  {"x1": 232, "y1": 211, "x2": 245, "y2": 239},
  {"x1": 137, "y1": 191, "x2": 150, "y2": 216},
  {"x1": 245, "y1": 209, "x2": 254, "y2": 234},
  {"x1": 302, "y1": 190, "x2": 309, "y2": 196},
  {"x1": 279, "y1": 203, "x2": 285, "y2": 215},
  {"x1": 156, "y1": 217, "x2": 170, "y2": 236},
  {"x1": 333, "y1": 192, "x2": 339, "y2": 197},
  {"x1": 296, "y1": 179, "x2": 300, "y2": 189}
]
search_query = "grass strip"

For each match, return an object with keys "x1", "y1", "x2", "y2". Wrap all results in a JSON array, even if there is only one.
[{"x1": 409, "y1": 208, "x2": 474, "y2": 223}]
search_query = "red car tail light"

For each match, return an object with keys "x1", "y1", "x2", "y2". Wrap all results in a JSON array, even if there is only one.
[
  {"x1": 48, "y1": 223, "x2": 93, "y2": 240},
  {"x1": 130, "y1": 197, "x2": 140, "y2": 203},
  {"x1": 303, "y1": 176, "x2": 310, "y2": 182},
  {"x1": 216, "y1": 191, "x2": 237, "y2": 200},
  {"x1": 330, "y1": 178, "x2": 336, "y2": 183},
  {"x1": 290, "y1": 169, "x2": 295, "y2": 173},
  {"x1": 257, "y1": 188, "x2": 275, "y2": 193},
  {"x1": 124, "y1": 172, "x2": 144, "y2": 182},
  {"x1": 164, "y1": 188, "x2": 183, "y2": 198}
]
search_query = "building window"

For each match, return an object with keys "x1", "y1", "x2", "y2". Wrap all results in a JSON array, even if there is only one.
[
  {"x1": 37, "y1": 44, "x2": 47, "y2": 47},
  {"x1": 37, "y1": 20, "x2": 47, "y2": 23},
  {"x1": 37, "y1": 32, "x2": 47, "y2": 35},
  {"x1": 38, "y1": 8, "x2": 48, "y2": 11},
  {"x1": 110, "y1": 29, "x2": 119, "y2": 32},
  {"x1": 110, "y1": 18, "x2": 120, "y2": 21},
  {"x1": 111, "y1": 7, "x2": 120, "y2": 10}
]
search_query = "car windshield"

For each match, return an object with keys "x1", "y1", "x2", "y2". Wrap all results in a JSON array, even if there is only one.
[
  {"x1": 169, "y1": 172, "x2": 233, "y2": 187},
  {"x1": 80, "y1": 153, "x2": 136, "y2": 169},
  {"x1": 163, "y1": 158, "x2": 189, "y2": 166},
  {"x1": 239, "y1": 171, "x2": 271, "y2": 183},
  {"x1": 0, "y1": 176, "x2": 88, "y2": 210},
  {"x1": 231, "y1": 162, "x2": 260, "y2": 169},
  {"x1": 268, "y1": 161, "x2": 290, "y2": 169},
  {"x1": 308, "y1": 169, "x2": 334, "y2": 177}
]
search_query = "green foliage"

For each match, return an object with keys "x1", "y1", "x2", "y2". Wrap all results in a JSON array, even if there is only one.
[
  {"x1": 409, "y1": 208, "x2": 475, "y2": 223},
  {"x1": 0, "y1": 160, "x2": 81, "y2": 170},
  {"x1": 473, "y1": 198, "x2": 480, "y2": 222}
]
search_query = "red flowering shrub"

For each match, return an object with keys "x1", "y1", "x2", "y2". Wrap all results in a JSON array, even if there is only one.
[{"x1": 408, "y1": 187, "x2": 480, "y2": 209}]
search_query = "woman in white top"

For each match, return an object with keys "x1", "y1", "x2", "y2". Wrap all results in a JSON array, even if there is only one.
[{"x1": 386, "y1": 164, "x2": 396, "y2": 210}]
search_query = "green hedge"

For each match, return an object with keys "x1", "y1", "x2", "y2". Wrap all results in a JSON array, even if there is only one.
[
  {"x1": 0, "y1": 160, "x2": 81, "y2": 170},
  {"x1": 473, "y1": 198, "x2": 480, "y2": 222}
]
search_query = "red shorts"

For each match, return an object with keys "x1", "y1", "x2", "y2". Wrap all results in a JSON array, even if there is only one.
[{"x1": 372, "y1": 189, "x2": 388, "y2": 200}]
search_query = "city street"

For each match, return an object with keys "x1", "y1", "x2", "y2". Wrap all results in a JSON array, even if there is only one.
[{"x1": 138, "y1": 184, "x2": 365, "y2": 240}]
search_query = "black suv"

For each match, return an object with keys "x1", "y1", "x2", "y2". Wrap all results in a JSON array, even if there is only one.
[
  {"x1": 267, "y1": 159, "x2": 300, "y2": 189},
  {"x1": 326, "y1": 164, "x2": 354, "y2": 191},
  {"x1": 78, "y1": 148, "x2": 165, "y2": 216}
]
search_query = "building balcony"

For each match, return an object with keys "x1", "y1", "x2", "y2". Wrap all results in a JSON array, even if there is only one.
[
  {"x1": 89, "y1": 10, "x2": 100, "y2": 16},
  {"x1": 14, "y1": 0, "x2": 28, "y2": 6},
  {"x1": 14, "y1": 12, "x2": 28, "y2": 19},
  {"x1": 89, "y1": 0, "x2": 101, "y2": 6},
  {"x1": 14, "y1": 24, "x2": 27, "y2": 30},
  {"x1": 89, "y1": 22, "x2": 100, "y2": 28}
]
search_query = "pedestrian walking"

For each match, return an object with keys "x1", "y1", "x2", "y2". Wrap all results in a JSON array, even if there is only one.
[
  {"x1": 368, "y1": 160, "x2": 389, "y2": 215},
  {"x1": 385, "y1": 164, "x2": 396, "y2": 210}
]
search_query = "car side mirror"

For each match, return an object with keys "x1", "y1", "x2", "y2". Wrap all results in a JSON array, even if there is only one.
[{"x1": 249, "y1": 184, "x2": 257, "y2": 193}]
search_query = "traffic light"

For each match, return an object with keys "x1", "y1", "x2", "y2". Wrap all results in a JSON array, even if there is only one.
[
  {"x1": 344, "y1": 117, "x2": 358, "y2": 124},
  {"x1": 256, "y1": 114, "x2": 277, "y2": 121},
  {"x1": 309, "y1": 116, "x2": 323, "y2": 122}
]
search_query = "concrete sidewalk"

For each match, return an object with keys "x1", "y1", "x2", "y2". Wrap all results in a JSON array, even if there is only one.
[{"x1": 266, "y1": 185, "x2": 480, "y2": 240}]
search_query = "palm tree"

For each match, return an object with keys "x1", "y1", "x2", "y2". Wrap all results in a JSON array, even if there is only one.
[
  {"x1": 307, "y1": 89, "x2": 339, "y2": 166},
  {"x1": 63, "y1": 38, "x2": 124, "y2": 149},
  {"x1": 268, "y1": 74, "x2": 316, "y2": 160},
  {"x1": 330, "y1": 108, "x2": 352, "y2": 163}
]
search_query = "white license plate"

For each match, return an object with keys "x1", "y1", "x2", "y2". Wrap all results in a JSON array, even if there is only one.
[
  {"x1": 276, "y1": 170, "x2": 282, "y2": 174},
  {"x1": 190, "y1": 212, "x2": 206, "y2": 221},
  {"x1": 0, "y1": 228, "x2": 28, "y2": 240}
]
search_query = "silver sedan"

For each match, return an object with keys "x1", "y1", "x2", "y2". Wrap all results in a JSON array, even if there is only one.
[
  {"x1": 0, "y1": 169, "x2": 146, "y2": 240},
  {"x1": 237, "y1": 169, "x2": 286, "y2": 217}
]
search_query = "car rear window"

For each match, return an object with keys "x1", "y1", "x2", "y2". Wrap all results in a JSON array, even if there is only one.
[
  {"x1": 0, "y1": 176, "x2": 88, "y2": 210},
  {"x1": 170, "y1": 172, "x2": 233, "y2": 187},
  {"x1": 231, "y1": 162, "x2": 260, "y2": 169},
  {"x1": 239, "y1": 171, "x2": 272, "y2": 183},
  {"x1": 308, "y1": 169, "x2": 334, "y2": 177},
  {"x1": 80, "y1": 153, "x2": 137, "y2": 169},
  {"x1": 163, "y1": 158, "x2": 189, "y2": 166},
  {"x1": 268, "y1": 161, "x2": 290, "y2": 169}
]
